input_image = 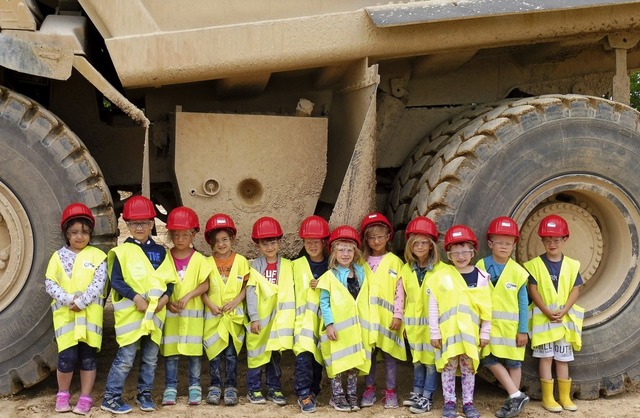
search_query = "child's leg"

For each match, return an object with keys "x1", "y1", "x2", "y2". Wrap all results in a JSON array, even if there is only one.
[
  {"x1": 346, "y1": 368, "x2": 359, "y2": 398},
  {"x1": 412, "y1": 363, "x2": 426, "y2": 394},
  {"x1": 77, "y1": 343, "x2": 98, "y2": 396},
  {"x1": 383, "y1": 351, "x2": 397, "y2": 390},
  {"x1": 209, "y1": 353, "x2": 223, "y2": 388},
  {"x1": 506, "y1": 359, "x2": 522, "y2": 390},
  {"x1": 486, "y1": 359, "x2": 518, "y2": 395},
  {"x1": 103, "y1": 342, "x2": 138, "y2": 399},
  {"x1": 246, "y1": 366, "x2": 262, "y2": 392},
  {"x1": 331, "y1": 373, "x2": 345, "y2": 397},
  {"x1": 164, "y1": 355, "x2": 179, "y2": 388},
  {"x1": 56, "y1": 345, "x2": 78, "y2": 392},
  {"x1": 137, "y1": 335, "x2": 160, "y2": 394},
  {"x1": 311, "y1": 358, "x2": 323, "y2": 396},
  {"x1": 265, "y1": 351, "x2": 283, "y2": 390},
  {"x1": 441, "y1": 356, "x2": 459, "y2": 404},
  {"x1": 224, "y1": 343, "x2": 238, "y2": 388},
  {"x1": 423, "y1": 364, "x2": 438, "y2": 400},
  {"x1": 294, "y1": 352, "x2": 314, "y2": 397},
  {"x1": 459, "y1": 354, "x2": 475, "y2": 405},
  {"x1": 538, "y1": 356, "x2": 553, "y2": 380},
  {"x1": 188, "y1": 355, "x2": 202, "y2": 387},
  {"x1": 364, "y1": 348, "x2": 378, "y2": 388}
]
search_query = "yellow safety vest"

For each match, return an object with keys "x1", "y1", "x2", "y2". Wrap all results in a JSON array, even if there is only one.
[
  {"x1": 430, "y1": 267, "x2": 492, "y2": 372},
  {"x1": 46, "y1": 246, "x2": 107, "y2": 352},
  {"x1": 402, "y1": 261, "x2": 452, "y2": 365},
  {"x1": 108, "y1": 243, "x2": 174, "y2": 347},
  {"x1": 476, "y1": 258, "x2": 529, "y2": 361},
  {"x1": 292, "y1": 257, "x2": 323, "y2": 363},
  {"x1": 203, "y1": 254, "x2": 250, "y2": 360},
  {"x1": 317, "y1": 269, "x2": 372, "y2": 378},
  {"x1": 524, "y1": 256, "x2": 584, "y2": 351},
  {"x1": 158, "y1": 251, "x2": 211, "y2": 357},
  {"x1": 366, "y1": 253, "x2": 406, "y2": 360},
  {"x1": 245, "y1": 258, "x2": 295, "y2": 368}
]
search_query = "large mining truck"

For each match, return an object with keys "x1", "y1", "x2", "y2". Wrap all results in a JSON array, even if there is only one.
[{"x1": 2, "y1": 0, "x2": 640, "y2": 399}]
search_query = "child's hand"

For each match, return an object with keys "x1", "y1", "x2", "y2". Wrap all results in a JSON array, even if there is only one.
[
  {"x1": 479, "y1": 338, "x2": 489, "y2": 348},
  {"x1": 209, "y1": 304, "x2": 222, "y2": 315},
  {"x1": 133, "y1": 294, "x2": 149, "y2": 312},
  {"x1": 69, "y1": 301, "x2": 81, "y2": 312},
  {"x1": 250, "y1": 321, "x2": 261, "y2": 334},
  {"x1": 310, "y1": 279, "x2": 319, "y2": 290},
  {"x1": 326, "y1": 324, "x2": 337, "y2": 341},
  {"x1": 548, "y1": 311, "x2": 563, "y2": 322},
  {"x1": 177, "y1": 296, "x2": 191, "y2": 310},
  {"x1": 516, "y1": 332, "x2": 529, "y2": 347},
  {"x1": 222, "y1": 297, "x2": 240, "y2": 312},
  {"x1": 167, "y1": 301, "x2": 180, "y2": 314},
  {"x1": 390, "y1": 318, "x2": 402, "y2": 331},
  {"x1": 431, "y1": 339, "x2": 442, "y2": 350}
]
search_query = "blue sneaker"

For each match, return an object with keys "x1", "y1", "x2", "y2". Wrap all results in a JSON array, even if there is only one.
[
  {"x1": 136, "y1": 392, "x2": 156, "y2": 412},
  {"x1": 101, "y1": 397, "x2": 132, "y2": 414}
]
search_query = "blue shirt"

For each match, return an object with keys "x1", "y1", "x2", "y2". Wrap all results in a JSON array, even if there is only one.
[{"x1": 320, "y1": 264, "x2": 364, "y2": 326}]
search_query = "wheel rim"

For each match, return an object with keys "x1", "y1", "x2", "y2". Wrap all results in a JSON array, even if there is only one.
[
  {"x1": 0, "y1": 181, "x2": 34, "y2": 313},
  {"x1": 514, "y1": 174, "x2": 640, "y2": 328}
]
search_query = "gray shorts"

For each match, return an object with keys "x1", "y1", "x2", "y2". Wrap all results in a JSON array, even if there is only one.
[{"x1": 532, "y1": 338, "x2": 574, "y2": 361}]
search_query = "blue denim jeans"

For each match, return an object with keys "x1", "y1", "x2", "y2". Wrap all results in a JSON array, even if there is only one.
[
  {"x1": 209, "y1": 343, "x2": 238, "y2": 388},
  {"x1": 246, "y1": 351, "x2": 281, "y2": 391},
  {"x1": 413, "y1": 363, "x2": 438, "y2": 399},
  {"x1": 103, "y1": 335, "x2": 159, "y2": 399},
  {"x1": 293, "y1": 352, "x2": 323, "y2": 397},
  {"x1": 165, "y1": 355, "x2": 201, "y2": 388}
]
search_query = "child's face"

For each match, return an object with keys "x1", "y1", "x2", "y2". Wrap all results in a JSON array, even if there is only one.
[
  {"x1": 365, "y1": 225, "x2": 389, "y2": 256},
  {"x1": 447, "y1": 242, "x2": 474, "y2": 269},
  {"x1": 65, "y1": 221, "x2": 91, "y2": 253},
  {"x1": 335, "y1": 242, "x2": 355, "y2": 267},
  {"x1": 212, "y1": 229, "x2": 234, "y2": 258},
  {"x1": 171, "y1": 229, "x2": 194, "y2": 251},
  {"x1": 258, "y1": 238, "x2": 280, "y2": 261},
  {"x1": 304, "y1": 238, "x2": 325, "y2": 260},
  {"x1": 542, "y1": 236, "x2": 567, "y2": 259},
  {"x1": 488, "y1": 234, "x2": 516, "y2": 262},
  {"x1": 127, "y1": 219, "x2": 154, "y2": 242},
  {"x1": 411, "y1": 234, "x2": 432, "y2": 261}
]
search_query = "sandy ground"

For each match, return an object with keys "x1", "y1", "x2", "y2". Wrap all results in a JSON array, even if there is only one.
[{"x1": 1, "y1": 299, "x2": 640, "y2": 418}]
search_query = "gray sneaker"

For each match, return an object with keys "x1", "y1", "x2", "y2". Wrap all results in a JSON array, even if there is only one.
[
  {"x1": 403, "y1": 392, "x2": 421, "y2": 407},
  {"x1": 496, "y1": 394, "x2": 529, "y2": 418},
  {"x1": 410, "y1": 396, "x2": 433, "y2": 414},
  {"x1": 224, "y1": 387, "x2": 239, "y2": 406},
  {"x1": 206, "y1": 386, "x2": 221, "y2": 405}
]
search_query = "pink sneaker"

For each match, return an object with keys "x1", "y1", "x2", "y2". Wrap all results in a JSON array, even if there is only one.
[
  {"x1": 55, "y1": 391, "x2": 72, "y2": 413},
  {"x1": 72, "y1": 395, "x2": 93, "y2": 415}
]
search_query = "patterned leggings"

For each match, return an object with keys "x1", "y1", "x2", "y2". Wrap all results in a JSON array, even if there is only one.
[
  {"x1": 441, "y1": 354, "x2": 475, "y2": 405},
  {"x1": 331, "y1": 368, "x2": 358, "y2": 399}
]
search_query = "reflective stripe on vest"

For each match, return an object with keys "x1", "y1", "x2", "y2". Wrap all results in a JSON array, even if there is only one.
[
  {"x1": 266, "y1": 259, "x2": 296, "y2": 352},
  {"x1": 45, "y1": 246, "x2": 107, "y2": 352},
  {"x1": 203, "y1": 254, "x2": 249, "y2": 360},
  {"x1": 108, "y1": 243, "x2": 168, "y2": 347},
  {"x1": 365, "y1": 254, "x2": 406, "y2": 360},
  {"x1": 293, "y1": 257, "x2": 323, "y2": 361},
  {"x1": 317, "y1": 269, "x2": 371, "y2": 378},
  {"x1": 524, "y1": 256, "x2": 584, "y2": 351},
  {"x1": 245, "y1": 266, "x2": 278, "y2": 368}
]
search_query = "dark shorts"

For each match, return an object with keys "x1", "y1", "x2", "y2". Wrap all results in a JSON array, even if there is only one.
[
  {"x1": 480, "y1": 354, "x2": 522, "y2": 369},
  {"x1": 57, "y1": 342, "x2": 97, "y2": 373}
]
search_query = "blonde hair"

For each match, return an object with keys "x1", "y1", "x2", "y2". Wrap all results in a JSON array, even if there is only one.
[
  {"x1": 404, "y1": 234, "x2": 441, "y2": 266},
  {"x1": 362, "y1": 224, "x2": 392, "y2": 258},
  {"x1": 328, "y1": 239, "x2": 365, "y2": 269}
]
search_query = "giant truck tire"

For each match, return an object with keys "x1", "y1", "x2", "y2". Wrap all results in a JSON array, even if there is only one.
[
  {"x1": 388, "y1": 94, "x2": 640, "y2": 400},
  {"x1": 0, "y1": 87, "x2": 116, "y2": 395}
]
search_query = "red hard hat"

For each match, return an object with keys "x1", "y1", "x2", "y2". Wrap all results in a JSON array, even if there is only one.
[
  {"x1": 122, "y1": 195, "x2": 156, "y2": 221},
  {"x1": 405, "y1": 216, "x2": 438, "y2": 241},
  {"x1": 487, "y1": 216, "x2": 519, "y2": 242},
  {"x1": 252, "y1": 216, "x2": 283, "y2": 241},
  {"x1": 360, "y1": 212, "x2": 393, "y2": 239},
  {"x1": 444, "y1": 225, "x2": 478, "y2": 251},
  {"x1": 329, "y1": 225, "x2": 361, "y2": 248},
  {"x1": 538, "y1": 214, "x2": 569, "y2": 238},
  {"x1": 299, "y1": 215, "x2": 330, "y2": 239},
  {"x1": 166, "y1": 206, "x2": 200, "y2": 232},
  {"x1": 204, "y1": 213, "x2": 237, "y2": 244},
  {"x1": 61, "y1": 203, "x2": 95, "y2": 230}
]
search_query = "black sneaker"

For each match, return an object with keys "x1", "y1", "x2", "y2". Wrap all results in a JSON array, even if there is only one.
[
  {"x1": 496, "y1": 394, "x2": 529, "y2": 418},
  {"x1": 298, "y1": 395, "x2": 316, "y2": 413},
  {"x1": 403, "y1": 392, "x2": 421, "y2": 407},
  {"x1": 266, "y1": 388, "x2": 286, "y2": 405},
  {"x1": 347, "y1": 395, "x2": 360, "y2": 411},
  {"x1": 329, "y1": 396, "x2": 351, "y2": 412},
  {"x1": 410, "y1": 396, "x2": 433, "y2": 414},
  {"x1": 247, "y1": 391, "x2": 266, "y2": 404},
  {"x1": 136, "y1": 392, "x2": 155, "y2": 412}
]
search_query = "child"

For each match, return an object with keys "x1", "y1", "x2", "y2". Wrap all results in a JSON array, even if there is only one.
[
  {"x1": 359, "y1": 212, "x2": 405, "y2": 409},
  {"x1": 524, "y1": 214, "x2": 583, "y2": 413},
  {"x1": 318, "y1": 225, "x2": 372, "y2": 412},
  {"x1": 292, "y1": 215, "x2": 330, "y2": 413},
  {"x1": 245, "y1": 216, "x2": 295, "y2": 405},
  {"x1": 477, "y1": 216, "x2": 530, "y2": 418},
  {"x1": 101, "y1": 195, "x2": 174, "y2": 414},
  {"x1": 430, "y1": 225, "x2": 491, "y2": 418},
  {"x1": 45, "y1": 203, "x2": 107, "y2": 415},
  {"x1": 400, "y1": 216, "x2": 447, "y2": 414},
  {"x1": 202, "y1": 213, "x2": 250, "y2": 406},
  {"x1": 158, "y1": 207, "x2": 211, "y2": 406}
]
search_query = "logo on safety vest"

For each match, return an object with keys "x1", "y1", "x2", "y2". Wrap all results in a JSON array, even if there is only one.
[
  {"x1": 505, "y1": 282, "x2": 517, "y2": 290},
  {"x1": 83, "y1": 261, "x2": 94, "y2": 269}
]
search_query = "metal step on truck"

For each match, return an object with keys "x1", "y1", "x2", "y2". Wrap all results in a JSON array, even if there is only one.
[{"x1": 2, "y1": 0, "x2": 640, "y2": 399}]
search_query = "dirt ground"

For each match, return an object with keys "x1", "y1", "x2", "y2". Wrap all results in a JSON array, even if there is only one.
[{"x1": 2, "y1": 300, "x2": 640, "y2": 418}]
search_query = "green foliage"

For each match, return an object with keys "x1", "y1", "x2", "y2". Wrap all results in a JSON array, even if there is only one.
[{"x1": 631, "y1": 72, "x2": 640, "y2": 110}]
